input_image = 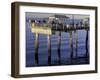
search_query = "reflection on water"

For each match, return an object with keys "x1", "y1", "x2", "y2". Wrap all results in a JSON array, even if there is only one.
[{"x1": 26, "y1": 22, "x2": 89, "y2": 67}]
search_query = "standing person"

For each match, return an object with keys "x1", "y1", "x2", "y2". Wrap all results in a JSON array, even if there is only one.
[
  {"x1": 43, "y1": 20, "x2": 47, "y2": 27},
  {"x1": 80, "y1": 21, "x2": 83, "y2": 27},
  {"x1": 31, "y1": 20, "x2": 35, "y2": 28}
]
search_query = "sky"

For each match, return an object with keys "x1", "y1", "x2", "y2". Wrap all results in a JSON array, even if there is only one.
[{"x1": 26, "y1": 12, "x2": 90, "y2": 20}]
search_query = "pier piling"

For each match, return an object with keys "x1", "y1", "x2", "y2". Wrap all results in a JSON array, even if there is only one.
[
  {"x1": 47, "y1": 34, "x2": 51, "y2": 65},
  {"x1": 86, "y1": 30, "x2": 88, "y2": 57},
  {"x1": 75, "y1": 31, "x2": 78, "y2": 57},
  {"x1": 57, "y1": 32, "x2": 61, "y2": 64},
  {"x1": 34, "y1": 33, "x2": 39, "y2": 65},
  {"x1": 70, "y1": 31, "x2": 74, "y2": 59}
]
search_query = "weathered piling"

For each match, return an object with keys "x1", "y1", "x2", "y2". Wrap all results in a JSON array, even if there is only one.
[
  {"x1": 34, "y1": 33, "x2": 39, "y2": 65},
  {"x1": 57, "y1": 32, "x2": 61, "y2": 64},
  {"x1": 85, "y1": 30, "x2": 88, "y2": 57},
  {"x1": 47, "y1": 34, "x2": 51, "y2": 65},
  {"x1": 70, "y1": 31, "x2": 74, "y2": 59},
  {"x1": 75, "y1": 30, "x2": 78, "y2": 57}
]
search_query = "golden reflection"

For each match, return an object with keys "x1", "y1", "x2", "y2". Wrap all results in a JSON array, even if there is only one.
[{"x1": 31, "y1": 24, "x2": 52, "y2": 35}]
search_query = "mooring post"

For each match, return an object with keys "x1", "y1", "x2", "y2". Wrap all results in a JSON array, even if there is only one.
[
  {"x1": 70, "y1": 31, "x2": 73, "y2": 60},
  {"x1": 35, "y1": 33, "x2": 39, "y2": 65},
  {"x1": 47, "y1": 34, "x2": 51, "y2": 65},
  {"x1": 86, "y1": 30, "x2": 88, "y2": 57},
  {"x1": 57, "y1": 32, "x2": 61, "y2": 64}
]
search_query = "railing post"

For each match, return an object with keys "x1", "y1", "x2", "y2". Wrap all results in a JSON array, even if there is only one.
[
  {"x1": 47, "y1": 34, "x2": 51, "y2": 65},
  {"x1": 57, "y1": 32, "x2": 61, "y2": 64},
  {"x1": 34, "y1": 33, "x2": 39, "y2": 65}
]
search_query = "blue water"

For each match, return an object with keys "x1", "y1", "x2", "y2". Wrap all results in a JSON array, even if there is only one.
[{"x1": 26, "y1": 22, "x2": 89, "y2": 67}]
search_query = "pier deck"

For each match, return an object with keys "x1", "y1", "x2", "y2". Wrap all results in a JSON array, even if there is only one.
[{"x1": 31, "y1": 26, "x2": 89, "y2": 35}]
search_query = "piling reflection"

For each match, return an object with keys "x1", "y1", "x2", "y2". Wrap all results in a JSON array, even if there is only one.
[
  {"x1": 70, "y1": 31, "x2": 73, "y2": 58},
  {"x1": 47, "y1": 34, "x2": 51, "y2": 65},
  {"x1": 32, "y1": 28, "x2": 89, "y2": 66},
  {"x1": 86, "y1": 30, "x2": 88, "y2": 57},
  {"x1": 57, "y1": 32, "x2": 61, "y2": 65},
  {"x1": 32, "y1": 27, "x2": 89, "y2": 66},
  {"x1": 69, "y1": 31, "x2": 74, "y2": 64},
  {"x1": 75, "y1": 31, "x2": 78, "y2": 57},
  {"x1": 34, "y1": 33, "x2": 39, "y2": 65}
]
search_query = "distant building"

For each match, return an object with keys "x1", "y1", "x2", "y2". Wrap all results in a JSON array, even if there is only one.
[
  {"x1": 48, "y1": 14, "x2": 69, "y2": 29},
  {"x1": 48, "y1": 14, "x2": 69, "y2": 24}
]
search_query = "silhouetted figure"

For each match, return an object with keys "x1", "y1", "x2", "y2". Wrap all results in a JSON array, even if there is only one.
[
  {"x1": 80, "y1": 21, "x2": 83, "y2": 27},
  {"x1": 43, "y1": 20, "x2": 46, "y2": 23},
  {"x1": 38, "y1": 20, "x2": 41, "y2": 23},
  {"x1": 70, "y1": 23, "x2": 73, "y2": 29},
  {"x1": 43, "y1": 20, "x2": 47, "y2": 27},
  {"x1": 38, "y1": 20, "x2": 41, "y2": 26},
  {"x1": 51, "y1": 21, "x2": 56, "y2": 29},
  {"x1": 31, "y1": 19, "x2": 35, "y2": 23},
  {"x1": 31, "y1": 20, "x2": 36, "y2": 28},
  {"x1": 76, "y1": 23, "x2": 79, "y2": 28}
]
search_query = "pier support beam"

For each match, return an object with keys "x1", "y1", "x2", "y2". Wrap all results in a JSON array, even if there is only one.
[
  {"x1": 57, "y1": 32, "x2": 61, "y2": 64},
  {"x1": 47, "y1": 34, "x2": 51, "y2": 65},
  {"x1": 35, "y1": 33, "x2": 39, "y2": 65}
]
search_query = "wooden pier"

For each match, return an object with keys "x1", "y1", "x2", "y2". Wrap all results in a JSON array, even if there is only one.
[{"x1": 31, "y1": 25, "x2": 89, "y2": 65}]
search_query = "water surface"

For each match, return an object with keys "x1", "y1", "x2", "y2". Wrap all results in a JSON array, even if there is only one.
[{"x1": 26, "y1": 22, "x2": 89, "y2": 67}]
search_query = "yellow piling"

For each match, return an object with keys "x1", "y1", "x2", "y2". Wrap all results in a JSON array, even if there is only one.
[{"x1": 47, "y1": 34, "x2": 51, "y2": 65}]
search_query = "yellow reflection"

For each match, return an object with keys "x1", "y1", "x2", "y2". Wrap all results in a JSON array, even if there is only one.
[{"x1": 31, "y1": 23, "x2": 52, "y2": 35}]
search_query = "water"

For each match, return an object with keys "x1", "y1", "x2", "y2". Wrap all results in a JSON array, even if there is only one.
[{"x1": 26, "y1": 22, "x2": 89, "y2": 67}]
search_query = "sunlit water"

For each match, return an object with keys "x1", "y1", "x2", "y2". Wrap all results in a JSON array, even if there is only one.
[{"x1": 26, "y1": 22, "x2": 89, "y2": 67}]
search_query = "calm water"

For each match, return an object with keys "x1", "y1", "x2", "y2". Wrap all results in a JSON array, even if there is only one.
[{"x1": 26, "y1": 22, "x2": 90, "y2": 67}]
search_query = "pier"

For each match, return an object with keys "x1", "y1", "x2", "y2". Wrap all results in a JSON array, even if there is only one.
[{"x1": 31, "y1": 24, "x2": 89, "y2": 65}]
